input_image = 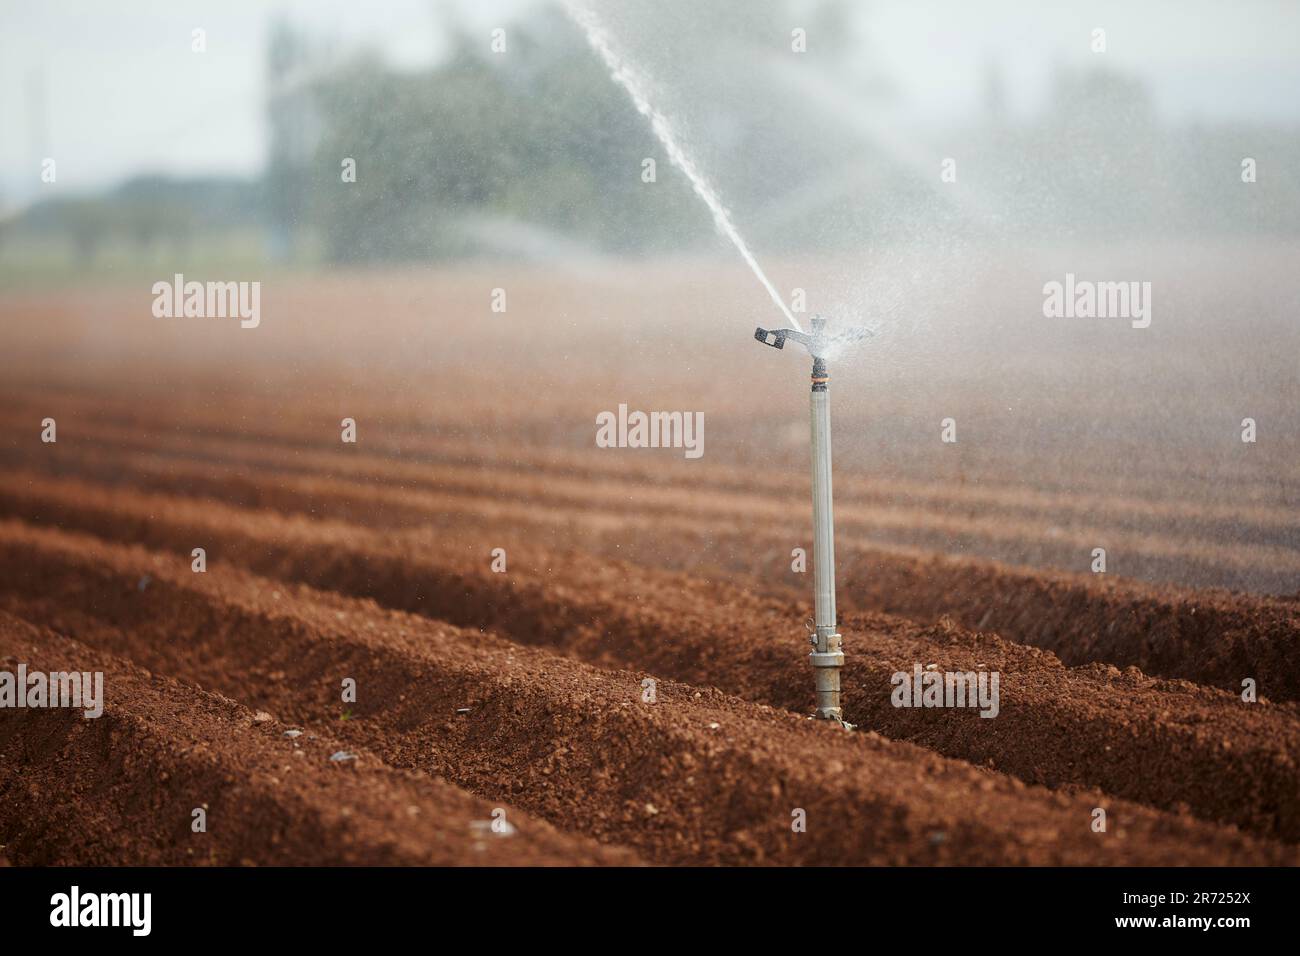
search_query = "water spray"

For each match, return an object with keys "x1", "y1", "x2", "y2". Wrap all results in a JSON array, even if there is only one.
[
  {"x1": 565, "y1": 1, "x2": 803, "y2": 332},
  {"x1": 754, "y1": 315, "x2": 868, "y2": 721}
]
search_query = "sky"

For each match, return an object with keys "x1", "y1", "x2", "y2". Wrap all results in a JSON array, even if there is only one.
[
  {"x1": 1, "y1": 0, "x2": 1297, "y2": 213},
  {"x1": 864, "y1": 0, "x2": 1300, "y2": 126}
]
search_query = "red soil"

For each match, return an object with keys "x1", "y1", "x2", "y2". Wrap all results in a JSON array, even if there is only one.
[{"x1": 1, "y1": 270, "x2": 1297, "y2": 865}]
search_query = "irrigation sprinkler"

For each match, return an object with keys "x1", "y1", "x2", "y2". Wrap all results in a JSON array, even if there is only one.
[{"x1": 754, "y1": 315, "x2": 868, "y2": 723}]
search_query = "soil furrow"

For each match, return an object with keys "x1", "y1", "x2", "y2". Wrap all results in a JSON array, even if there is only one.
[
  {"x1": 8, "y1": 438, "x2": 1300, "y2": 686},
  {"x1": 7, "y1": 432, "x2": 1300, "y2": 594},
  {"x1": 0, "y1": 612, "x2": 631, "y2": 866},
  {"x1": 5, "y1": 382, "x2": 1297, "y2": 506},
  {"x1": 0, "y1": 527, "x2": 1291, "y2": 865},
  {"x1": 5, "y1": 408, "x2": 1298, "y2": 550},
  {"x1": 2, "y1": 467, "x2": 1297, "y2": 705},
  {"x1": 1, "y1": 517, "x2": 1297, "y2": 846}
]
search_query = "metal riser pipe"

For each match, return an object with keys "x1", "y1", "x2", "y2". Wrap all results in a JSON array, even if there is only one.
[
  {"x1": 753, "y1": 315, "x2": 859, "y2": 723},
  {"x1": 809, "y1": 362, "x2": 844, "y2": 720}
]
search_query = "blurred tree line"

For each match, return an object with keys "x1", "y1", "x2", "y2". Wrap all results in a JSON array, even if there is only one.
[
  {"x1": 5, "y1": 175, "x2": 262, "y2": 267},
  {"x1": 276, "y1": 10, "x2": 719, "y2": 263},
  {"x1": 269, "y1": 2, "x2": 1300, "y2": 264},
  {"x1": 5, "y1": 0, "x2": 1297, "y2": 273}
]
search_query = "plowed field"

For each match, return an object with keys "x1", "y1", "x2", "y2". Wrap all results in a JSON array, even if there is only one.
[{"x1": 2, "y1": 260, "x2": 1297, "y2": 865}]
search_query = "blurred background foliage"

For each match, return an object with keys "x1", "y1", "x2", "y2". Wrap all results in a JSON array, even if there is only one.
[{"x1": 2, "y1": 0, "x2": 1296, "y2": 284}]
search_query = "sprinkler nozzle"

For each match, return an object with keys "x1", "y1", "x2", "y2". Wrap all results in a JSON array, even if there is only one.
[{"x1": 753, "y1": 315, "x2": 870, "y2": 360}]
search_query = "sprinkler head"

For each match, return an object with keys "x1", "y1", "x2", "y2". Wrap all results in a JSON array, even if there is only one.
[{"x1": 754, "y1": 314, "x2": 870, "y2": 360}]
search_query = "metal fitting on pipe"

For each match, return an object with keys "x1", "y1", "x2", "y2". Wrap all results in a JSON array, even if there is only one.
[{"x1": 810, "y1": 627, "x2": 844, "y2": 720}]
